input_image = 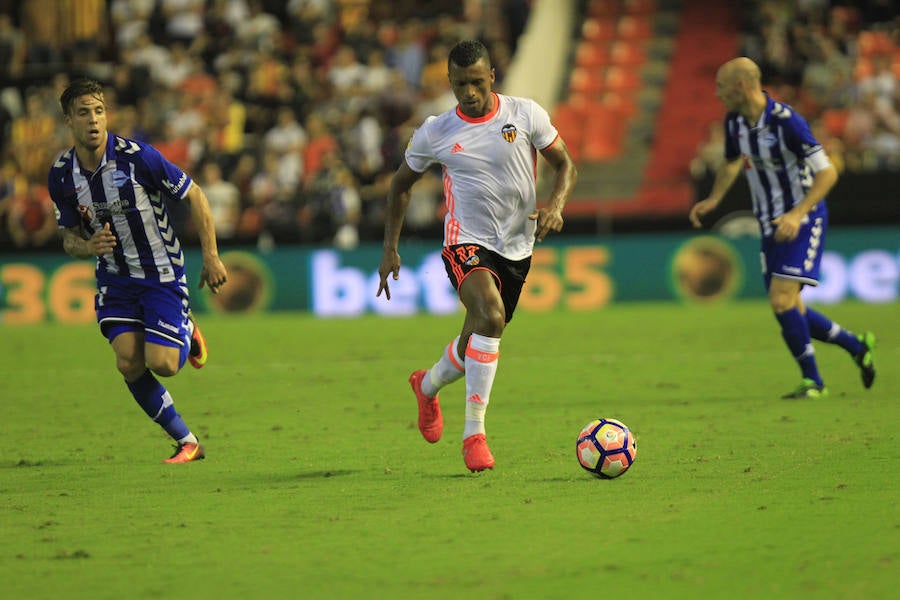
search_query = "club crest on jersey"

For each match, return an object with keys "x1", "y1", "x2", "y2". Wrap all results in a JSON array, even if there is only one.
[
  {"x1": 465, "y1": 255, "x2": 480, "y2": 266},
  {"x1": 501, "y1": 123, "x2": 517, "y2": 143}
]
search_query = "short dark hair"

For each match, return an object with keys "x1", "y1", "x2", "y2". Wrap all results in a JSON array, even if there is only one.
[
  {"x1": 448, "y1": 40, "x2": 491, "y2": 70},
  {"x1": 60, "y1": 78, "x2": 105, "y2": 115}
]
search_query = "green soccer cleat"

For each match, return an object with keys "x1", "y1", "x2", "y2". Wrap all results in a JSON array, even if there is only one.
[
  {"x1": 854, "y1": 332, "x2": 876, "y2": 389},
  {"x1": 781, "y1": 378, "x2": 828, "y2": 400}
]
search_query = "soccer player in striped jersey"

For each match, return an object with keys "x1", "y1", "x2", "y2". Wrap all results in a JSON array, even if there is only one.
[
  {"x1": 690, "y1": 57, "x2": 876, "y2": 399},
  {"x1": 48, "y1": 78, "x2": 228, "y2": 463},
  {"x1": 377, "y1": 40, "x2": 577, "y2": 471}
]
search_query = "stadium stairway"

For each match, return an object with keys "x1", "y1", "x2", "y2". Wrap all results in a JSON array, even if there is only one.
[{"x1": 554, "y1": 0, "x2": 739, "y2": 225}]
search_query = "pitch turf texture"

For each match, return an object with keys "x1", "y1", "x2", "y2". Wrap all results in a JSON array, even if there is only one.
[{"x1": 2, "y1": 300, "x2": 897, "y2": 599}]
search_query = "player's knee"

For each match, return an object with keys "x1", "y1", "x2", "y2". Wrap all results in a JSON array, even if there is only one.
[
  {"x1": 147, "y1": 358, "x2": 179, "y2": 378},
  {"x1": 474, "y1": 305, "x2": 505, "y2": 337},
  {"x1": 769, "y1": 294, "x2": 795, "y2": 314},
  {"x1": 116, "y1": 354, "x2": 145, "y2": 380}
]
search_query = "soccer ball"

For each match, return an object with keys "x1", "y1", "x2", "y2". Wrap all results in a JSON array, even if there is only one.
[{"x1": 576, "y1": 418, "x2": 637, "y2": 479}]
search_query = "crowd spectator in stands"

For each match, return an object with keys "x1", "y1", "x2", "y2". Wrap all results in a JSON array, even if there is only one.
[
  {"x1": 10, "y1": 93, "x2": 56, "y2": 183},
  {"x1": 6, "y1": 182, "x2": 57, "y2": 249},
  {"x1": 0, "y1": 0, "x2": 531, "y2": 250},
  {"x1": 0, "y1": 160, "x2": 23, "y2": 245},
  {"x1": 19, "y1": 0, "x2": 64, "y2": 70},
  {"x1": 110, "y1": 0, "x2": 154, "y2": 50},
  {"x1": 262, "y1": 108, "x2": 304, "y2": 193},
  {"x1": 0, "y1": 14, "x2": 27, "y2": 81},
  {"x1": 209, "y1": 72, "x2": 247, "y2": 156},
  {"x1": 361, "y1": 48, "x2": 394, "y2": 94},
  {"x1": 236, "y1": 0, "x2": 281, "y2": 52},
  {"x1": 699, "y1": 0, "x2": 900, "y2": 175},
  {"x1": 390, "y1": 20, "x2": 428, "y2": 90},
  {"x1": 128, "y1": 32, "x2": 171, "y2": 84},
  {"x1": 302, "y1": 112, "x2": 339, "y2": 188},
  {"x1": 161, "y1": 0, "x2": 206, "y2": 45},
  {"x1": 200, "y1": 160, "x2": 242, "y2": 240}
]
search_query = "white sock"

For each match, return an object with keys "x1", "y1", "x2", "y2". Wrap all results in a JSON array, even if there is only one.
[
  {"x1": 463, "y1": 333, "x2": 500, "y2": 439},
  {"x1": 422, "y1": 337, "x2": 465, "y2": 397},
  {"x1": 177, "y1": 432, "x2": 199, "y2": 445}
]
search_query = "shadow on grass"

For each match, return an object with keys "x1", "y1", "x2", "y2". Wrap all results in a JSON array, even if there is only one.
[{"x1": 292, "y1": 469, "x2": 359, "y2": 479}]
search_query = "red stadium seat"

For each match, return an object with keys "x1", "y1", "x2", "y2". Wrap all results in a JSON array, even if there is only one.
[
  {"x1": 609, "y1": 39, "x2": 646, "y2": 65},
  {"x1": 598, "y1": 91, "x2": 638, "y2": 118},
  {"x1": 581, "y1": 115, "x2": 627, "y2": 162},
  {"x1": 603, "y1": 65, "x2": 641, "y2": 92},
  {"x1": 622, "y1": 0, "x2": 656, "y2": 16},
  {"x1": 617, "y1": 15, "x2": 653, "y2": 40},
  {"x1": 574, "y1": 41, "x2": 610, "y2": 69},
  {"x1": 581, "y1": 18, "x2": 617, "y2": 43},
  {"x1": 587, "y1": 0, "x2": 619, "y2": 19},
  {"x1": 570, "y1": 67, "x2": 604, "y2": 95}
]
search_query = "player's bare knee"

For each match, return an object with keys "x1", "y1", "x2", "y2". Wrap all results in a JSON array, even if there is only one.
[
  {"x1": 474, "y1": 307, "x2": 505, "y2": 337},
  {"x1": 116, "y1": 355, "x2": 145, "y2": 380},
  {"x1": 148, "y1": 358, "x2": 179, "y2": 378},
  {"x1": 769, "y1": 293, "x2": 796, "y2": 314}
]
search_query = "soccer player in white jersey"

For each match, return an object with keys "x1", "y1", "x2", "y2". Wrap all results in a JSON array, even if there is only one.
[
  {"x1": 48, "y1": 79, "x2": 228, "y2": 463},
  {"x1": 690, "y1": 57, "x2": 875, "y2": 399},
  {"x1": 377, "y1": 40, "x2": 577, "y2": 471}
]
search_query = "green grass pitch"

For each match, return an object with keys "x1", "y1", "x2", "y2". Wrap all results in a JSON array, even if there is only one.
[{"x1": 1, "y1": 300, "x2": 897, "y2": 599}]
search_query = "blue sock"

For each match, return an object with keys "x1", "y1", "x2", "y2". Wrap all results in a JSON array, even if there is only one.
[
  {"x1": 805, "y1": 308, "x2": 863, "y2": 356},
  {"x1": 126, "y1": 370, "x2": 191, "y2": 441},
  {"x1": 775, "y1": 308, "x2": 823, "y2": 386}
]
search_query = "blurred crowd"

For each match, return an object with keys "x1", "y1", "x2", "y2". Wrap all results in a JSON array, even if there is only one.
[
  {"x1": 692, "y1": 0, "x2": 900, "y2": 180},
  {"x1": 0, "y1": 0, "x2": 531, "y2": 250},
  {"x1": 6, "y1": 1, "x2": 895, "y2": 253}
]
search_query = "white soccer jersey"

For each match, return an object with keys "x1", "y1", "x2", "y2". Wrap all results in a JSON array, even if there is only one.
[{"x1": 405, "y1": 92, "x2": 559, "y2": 260}]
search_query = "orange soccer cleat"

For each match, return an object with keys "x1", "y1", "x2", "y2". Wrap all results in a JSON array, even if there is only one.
[
  {"x1": 187, "y1": 312, "x2": 208, "y2": 369},
  {"x1": 164, "y1": 441, "x2": 205, "y2": 464},
  {"x1": 409, "y1": 370, "x2": 443, "y2": 443},
  {"x1": 462, "y1": 433, "x2": 494, "y2": 472}
]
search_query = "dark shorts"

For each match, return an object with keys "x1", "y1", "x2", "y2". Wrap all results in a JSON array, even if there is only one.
[
  {"x1": 441, "y1": 244, "x2": 531, "y2": 323},
  {"x1": 762, "y1": 211, "x2": 827, "y2": 290},
  {"x1": 95, "y1": 273, "x2": 191, "y2": 348}
]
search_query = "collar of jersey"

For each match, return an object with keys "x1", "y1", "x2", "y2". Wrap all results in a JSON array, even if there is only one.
[
  {"x1": 456, "y1": 93, "x2": 500, "y2": 124},
  {"x1": 74, "y1": 132, "x2": 114, "y2": 175}
]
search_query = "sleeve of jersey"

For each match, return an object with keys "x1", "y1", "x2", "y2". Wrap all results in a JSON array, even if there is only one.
[
  {"x1": 138, "y1": 142, "x2": 193, "y2": 200},
  {"x1": 47, "y1": 158, "x2": 78, "y2": 228},
  {"x1": 723, "y1": 117, "x2": 740, "y2": 160},
  {"x1": 785, "y1": 113, "x2": 832, "y2": 173},
  {"x1": 405, "y1": 117, "x2": 438, "y2": 173},
  {"x1": 531, "y1": 101, "x2": 559, "y2": 150}
]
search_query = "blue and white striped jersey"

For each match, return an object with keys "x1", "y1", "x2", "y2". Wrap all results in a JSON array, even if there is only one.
[
  {"x1": 723, "y1": 93, "x2": 831, "y2": 238},
  {"x1": 49, "y1": 133, "x2": 193, "y2": 283}
]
